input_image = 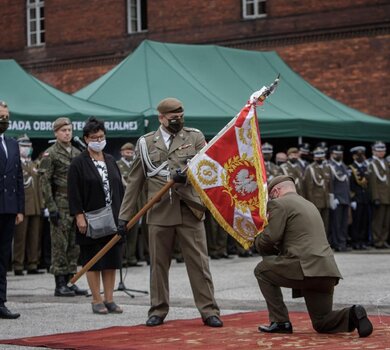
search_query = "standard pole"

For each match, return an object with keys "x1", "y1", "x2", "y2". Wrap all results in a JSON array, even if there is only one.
[{"x1": 69, "y1": 179, "x2": 176, "y2": 285}]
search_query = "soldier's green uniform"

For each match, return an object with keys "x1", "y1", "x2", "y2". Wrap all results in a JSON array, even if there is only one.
[
  {"x1": 39, "y1": 141, "x2": 80, "y2": 276},
  {"x1": 117, "y1": 143, "x2": 141, "y2": 266},
  {"x1": 38, "y1": 117, "x2": 87, "y2": 297}
]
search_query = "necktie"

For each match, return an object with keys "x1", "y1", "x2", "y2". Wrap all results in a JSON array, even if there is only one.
[
  {"x1": 0, "y1": 136, "x2": 7, "y2": 169},
  {"x1": 167, "y1": 135, "x2": 174, "y2": 150}
]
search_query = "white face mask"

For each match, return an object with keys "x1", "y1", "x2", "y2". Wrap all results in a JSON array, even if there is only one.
[{"x1": 88, "y1": 140, "x2": 106, "y2": 152}]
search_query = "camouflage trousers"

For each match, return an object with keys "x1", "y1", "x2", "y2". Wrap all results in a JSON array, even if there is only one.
[{"x1": 50, "y1": 208, "x2": 79, "y2": 276}]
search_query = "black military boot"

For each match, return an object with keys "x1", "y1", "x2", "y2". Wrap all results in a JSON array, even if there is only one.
[
  {"x1": 54, "y1": 275, "x2": 76, "y2": 297},
  {"x1": 67, "y1": 274, "x2": 88, "y2": 296}
]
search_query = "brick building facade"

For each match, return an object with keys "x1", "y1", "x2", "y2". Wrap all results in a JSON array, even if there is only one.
[{"x1": 1, "y1": 0, "x2": 389, "y2": 119}]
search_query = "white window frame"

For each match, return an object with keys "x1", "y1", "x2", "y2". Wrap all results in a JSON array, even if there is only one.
[
  {"x1": 26, "y1": 0, "x2": 45, "y2": 47},
  {"x1": 127, "y1": 0, "x2": 147, "y2": 34},
  {"x1": 242, "y1": 0, "x2": 267, "y2": 19}
]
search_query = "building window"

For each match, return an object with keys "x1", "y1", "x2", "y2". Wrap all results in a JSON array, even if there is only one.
[
  {"x1": 242, "y1": 0, "x2": 267, "y2": 19},
  {"x1": 26, "y1": 0, "x2": 45, "y2": 46},
  {"x1": 127, "y1": 0, "x2": 148, "y2": 34}
]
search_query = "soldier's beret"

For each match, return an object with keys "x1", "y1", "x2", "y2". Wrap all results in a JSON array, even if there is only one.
[
  {"x1": 371, "y1": 141, "x2": 386, "y2": 152},
  {"x1": 287, "y1": 147, "x2": 299, "y2": 155},
  {"x1": 262, "y1": 142, "x2": 273, "y2": 154},
  {"x1": 157, "y1": 98, "x2": 183, "y2": 114},
  {"x1": 268, "y1": 175, "x2": 295, "y2": 193},
  {"x1": 299, "y1": 143, "x2": 310, "y2": 153},
  {"x1": 312, "y1": 147, "x2": 325, "y2": 158},
  {"x1": 53, "y1": 117, "x2": 71, "y2": 132},
  {"x1": 350, "y1": 146, "x2": 366, "y2": 154},
  {"x1": 121, "y1": 142, "x2": 135, "y2": 151},
  {"x1": 330, "y1": 145, "x2": 344, "y2": 154},
  {"x1": 17, "y1": 133, "x2": 32, "y2": 146}
]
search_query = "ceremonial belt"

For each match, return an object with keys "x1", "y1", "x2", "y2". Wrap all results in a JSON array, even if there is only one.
[{"x1": 138, "y1": 137, "x2": 170, "y2": 178}]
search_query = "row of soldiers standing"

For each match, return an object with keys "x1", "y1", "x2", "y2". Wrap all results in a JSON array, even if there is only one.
[{"x1": 263, "y1": 141, "x2": 390, "y2": 251}]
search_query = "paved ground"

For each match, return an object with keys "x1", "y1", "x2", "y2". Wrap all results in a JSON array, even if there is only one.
[{"x1": 0, "y1": 250, "x2": 389, "y2": 349}]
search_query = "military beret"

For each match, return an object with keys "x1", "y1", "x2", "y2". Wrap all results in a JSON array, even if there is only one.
[
  {"x1": 350, "y1": 146, "x2": 366, "y2": 154},
  {"x1": 287, "y1": 147, "x2": 299, "y2": 155},
  {"x1": 312, "y1": 147, "x2": 325, "y2": 158},
  {"x1": 268, "y1": 175, "x2": 295, "y2": 193},
  {"x1": 53, "y1": 117, "x2": 71, "y2": 132},
  {"x1": 372, "y1": 141, "x2": 386, "y2": 152},
  {"x1": 157, "y1": 98, "x2": 184, "y2": 114},
  {"x1": 121, "y1": 142, "x2": 135, "y2": 151},
  {"x1": 17, "y1": 133, "x2": 32, "y2": 146},
  {"x1": 262, "y1": 142, "x2": 273, "y2": 154},
  {"x1": 330, "y1": 145, "x2": 344, "y2": 154},
  {"x1": 299, "y1": 143, "x2": 310, "y2": 153}
]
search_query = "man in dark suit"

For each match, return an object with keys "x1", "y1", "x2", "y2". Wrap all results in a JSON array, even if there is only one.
[
  {"x1": 0, "y1": 100, "x2": 24, "y2": 319},
  {"x1": 254, "y1": 175, "x2": 373, "y2": 337}
]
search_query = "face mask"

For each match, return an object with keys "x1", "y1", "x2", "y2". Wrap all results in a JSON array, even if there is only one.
[
  {"x1": 356, "y1": 155, "x2": 365, "y2": 163},
  {"x1": 166, "y1": 119, "x2": 184, "y2": 134},
  {"x1": 88, "y1": 140, "x2": 106, "y2": 152},
  {"x1": 263, "y1": 154, "x2": 272, "y2": 161},
  {"x1": 124, "y1": 154, "x2": 135, "y2": 162},
  {"x1": 315, "y1": 159, "x2": 323, "y2": 165},
  {"x1": 276, "y1": 161, "x2": 285, "y2": 166},
  {"x1": 333, "y1": 156, "x2": 342, "y2": 162},
  {"x1": 0, "y1": 121, "x2": 9, "y2": 134},
  {"x1": 20, "y1": 146, "x2": 33, "y2": 158},
  {"x1": 289, "y1": 158, "x2": 298, "y2": 164}
]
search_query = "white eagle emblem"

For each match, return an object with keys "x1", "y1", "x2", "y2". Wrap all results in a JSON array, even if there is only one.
[{"x1": 233, "y1": 169, "x2": 257, "y2": 195}]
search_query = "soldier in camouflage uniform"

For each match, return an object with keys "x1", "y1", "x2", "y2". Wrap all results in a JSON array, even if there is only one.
[{"x1": 39, "y1": 117, "x2": 87, "y2": 297}]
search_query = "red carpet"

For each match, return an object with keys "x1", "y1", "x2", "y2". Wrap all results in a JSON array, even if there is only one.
[{"x1": 1, "y1": 311, "x2": 389, "y2": 349}]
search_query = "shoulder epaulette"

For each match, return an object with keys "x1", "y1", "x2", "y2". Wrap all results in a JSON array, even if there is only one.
[{"x1": 183, "y1": 127, "x2": 201, "y2": 133}]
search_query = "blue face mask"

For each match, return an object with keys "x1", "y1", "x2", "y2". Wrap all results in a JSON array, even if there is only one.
[{"x1": 88, "y1": 140, "x2": 107, "y2": 152}]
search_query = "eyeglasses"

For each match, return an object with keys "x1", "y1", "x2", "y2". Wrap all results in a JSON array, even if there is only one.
[{"x1": 88, "y1": 135, "x2": 106, "y2": 141}]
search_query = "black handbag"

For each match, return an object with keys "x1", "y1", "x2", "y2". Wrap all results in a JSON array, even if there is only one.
[{"x1": 84, "y1": 204, "x2": 117, "y2": 239}]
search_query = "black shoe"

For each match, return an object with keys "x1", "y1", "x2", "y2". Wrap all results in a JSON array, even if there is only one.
[
  {"x1": 204, "y1": 315, "x2": 223, "y2": 327},
  {"x1": 349, "y1": 305, "x2": 373, "y2": 337},
  {"x1": 69, "y1": 284, "x2": 88, "y2": 296},
  {"x1": 27, "y1": 269, "x2": 44, "y2": 275},
  {"x1": 14, "y1": 270, "x2": 24, "y2": 276},
  {"x1": 146, "y1": 315, "x2": 164, "y2": 326},
  {"x1": 238, "y1": 251, "x2": 252, "y2": 258},
  {"x1": 383, "y1": 242, "x2": 390, "y2": 249},
  {"x1": 55, "y1": 285, "x2": 76, "y2": 297},
  {"x1": 127, "y1": 262, "x2": 143, "y2": 267},
  {"x1": 210, "y1": 254, "x2": 220, "y2": 260},
  {"x1": 175, "y1": 257, "x2": 184, "y2": 263},
  {"x1": 258, "y1": 321, "x2": 293, "y2": 334},
  {"x1": 0, "y1": 306, "x2": 20, "y2": 319}
]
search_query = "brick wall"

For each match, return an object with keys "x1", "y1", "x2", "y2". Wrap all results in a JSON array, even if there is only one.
[{"x1": 1, "y1": 0, "x2": 389, "y2": 119}]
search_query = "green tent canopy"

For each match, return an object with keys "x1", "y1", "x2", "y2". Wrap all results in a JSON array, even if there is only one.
[
  {"x1": 75, "y1": 40, "x2": 390, "y2": 142},
  {"x1": 0, "y1": 59, "x2": 143, "y2": 138}
]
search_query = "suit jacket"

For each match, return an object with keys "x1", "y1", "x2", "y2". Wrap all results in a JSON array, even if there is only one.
[
  {"x1": 0, "y1": 135, "x2": 24, "y2": 214},
  {"x1": 119, "y1": 127, "x2": 206, "y2": 225},
  {"x1": 68, "y1": 151, "x2": 124, "y2": 245},
  {"x1": 255, "y1": 192, "x2": 342, "y2": 281}
]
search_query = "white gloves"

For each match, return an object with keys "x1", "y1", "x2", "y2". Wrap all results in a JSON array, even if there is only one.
[
  {"x1": 249, "y1": 87, "x2": 268, "y2": 105},
  {"x1": 351, "y1": 201, "x2": 357, "y2": 210},
  {"x1": 329, "y1": 194, "x2": 339, "y2": 210}
]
